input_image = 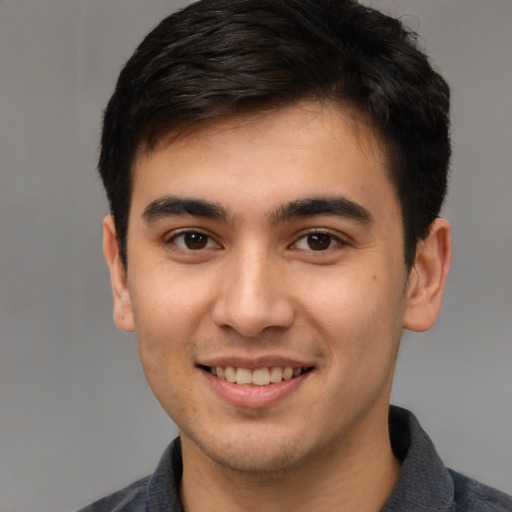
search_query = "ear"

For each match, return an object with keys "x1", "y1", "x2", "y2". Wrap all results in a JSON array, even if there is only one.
[
  {"x1": 103, "y1": 215, "x2": 135, "y2": 332},
  {"x1": 403, "y1": 218, "x2": 452, "y2": 332}
]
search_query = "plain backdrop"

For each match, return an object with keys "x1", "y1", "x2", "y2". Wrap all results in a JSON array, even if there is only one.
[{"x1": 0, "y1": 1, "x2": 511, "y2": 511}]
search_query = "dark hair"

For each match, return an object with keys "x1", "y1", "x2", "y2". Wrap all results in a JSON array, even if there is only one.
[{"x1": 99, "y1": 0, "x2": 450, "y2": 268}]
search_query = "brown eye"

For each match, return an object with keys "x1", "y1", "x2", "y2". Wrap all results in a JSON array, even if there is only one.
[
  {"x1": 171, "y1": 231, "x2": 218, "y2": 250},
  {"x1": 293, "y1": 231, "x2": 342, "y2": 252},
  {"x1": 307, "y1": 233, "x2": 332, "y2": 250},
  {"x1": 183, "y1": 232, "x2": 208, "y2": 249}
]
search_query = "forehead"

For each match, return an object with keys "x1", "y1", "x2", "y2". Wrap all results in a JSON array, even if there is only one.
[{"x1": 130, "y1": 102, "x2": 398, "y2": 221}]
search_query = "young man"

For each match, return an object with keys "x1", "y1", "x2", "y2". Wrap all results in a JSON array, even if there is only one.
[{"x1": 82, "y1": 0, "x2": 512, "y2": 510}]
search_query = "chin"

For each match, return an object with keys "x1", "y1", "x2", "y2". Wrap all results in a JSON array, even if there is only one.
[
  {"x1": 210, "y1": 445, "x2": 307, "y2": 475},
  {"x1": 183, "y1": 426, "x2": 313, "y2": 475}
]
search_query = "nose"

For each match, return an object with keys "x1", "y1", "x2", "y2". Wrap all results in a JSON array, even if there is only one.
[{"x1": 211, "y1": 247, "x2": 295, "y2": 338}]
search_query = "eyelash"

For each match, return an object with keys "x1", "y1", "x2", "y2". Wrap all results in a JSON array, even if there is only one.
[
  {"x1": 166, "y1": 230, "x2": 220, "y2": 251},
  {"x1": 165, "y1": 229, "x2": 345, "y2": 253},
  {"x1": 292, "y1": 230, "x2": 345, "y2": 252}
]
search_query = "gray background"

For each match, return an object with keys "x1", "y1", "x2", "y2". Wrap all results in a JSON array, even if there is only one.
[{"x1": 0, "y1": 1, "x2": 511, "y2": 511}]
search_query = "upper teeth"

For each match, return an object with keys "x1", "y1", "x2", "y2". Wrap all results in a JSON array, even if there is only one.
[{"x1": 211, "y1": 366, "x2": 305, "y2": 386}]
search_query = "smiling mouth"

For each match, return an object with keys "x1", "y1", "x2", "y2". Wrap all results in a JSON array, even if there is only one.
[{"x1": 201, "y1": 365, "x2": 313, "y2": 386}]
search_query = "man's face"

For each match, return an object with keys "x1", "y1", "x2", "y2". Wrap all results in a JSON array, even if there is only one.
[{"x1": 110, "y1": 102, "x2": 415, "y2": 473}]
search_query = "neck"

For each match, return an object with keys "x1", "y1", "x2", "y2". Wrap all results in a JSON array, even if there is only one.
[{"x1": 179, "y1": 408, "x2": 401, "y2": 512}]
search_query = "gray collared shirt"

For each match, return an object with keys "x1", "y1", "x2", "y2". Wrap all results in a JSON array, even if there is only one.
[{"x1": 78, "y1": 406, "x2": 512, "y2": 511}]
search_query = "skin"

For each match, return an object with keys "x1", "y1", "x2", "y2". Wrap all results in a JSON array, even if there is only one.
[{"x1": 104, "y1": 102, "x2": 451, "y2": 512}]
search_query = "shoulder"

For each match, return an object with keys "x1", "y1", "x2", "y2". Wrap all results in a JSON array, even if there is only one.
[
  {"x1": 76, "y1": 476, "x2": 151, "y2": 512},
  {"x1": 449, "y1": 469, "x2": 512, "y2": 512}
]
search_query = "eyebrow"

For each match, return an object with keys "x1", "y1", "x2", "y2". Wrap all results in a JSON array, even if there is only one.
[
  {"x1": 142, "y1": 195, "x2": 372, "y2": 226},
  {"x1": 271, "y1": 196, "x2": 373, "y2": 225},
  {"x1": 142, "y1": 196, "x2": 228, "y2": 223}
]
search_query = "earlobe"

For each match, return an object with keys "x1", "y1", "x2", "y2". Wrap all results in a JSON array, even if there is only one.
[
  {"x1": 403, "y1": 218, "x2": 452, "y2": 332},
  {"x1": 103, "y1": 215, "x2": 135, "y2": 332}
]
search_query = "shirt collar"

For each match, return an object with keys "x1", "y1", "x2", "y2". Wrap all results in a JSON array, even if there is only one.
[
  {"x1": 147, "y1": 438, "x2": 184, "y2": 512},
  {"x1": 382, "y1": 405, "x2": 455, "y2": 511}
]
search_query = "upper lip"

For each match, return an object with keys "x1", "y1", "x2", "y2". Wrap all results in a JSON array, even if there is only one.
[{"x1": 198, "y1": 355, "x2": 314, "y2": 370}]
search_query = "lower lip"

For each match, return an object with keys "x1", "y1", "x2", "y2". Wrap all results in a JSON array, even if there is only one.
[{"x1": 201, "y1": 369, "x2": 311, "y2": 409}]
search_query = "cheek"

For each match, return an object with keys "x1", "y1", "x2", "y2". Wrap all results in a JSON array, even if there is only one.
[
  {"x1": 128, "y1": 286, "x2": 194, "y2": 374},
  {"x1": 131, "y1": 285, "x2": 203, "y2": 418},
  {"x1": 299, "y1": 267, "x2": 404, "y2": 356},
  {"x1": 132, "y1": 265, "x2": 213, "y2": 327}
]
